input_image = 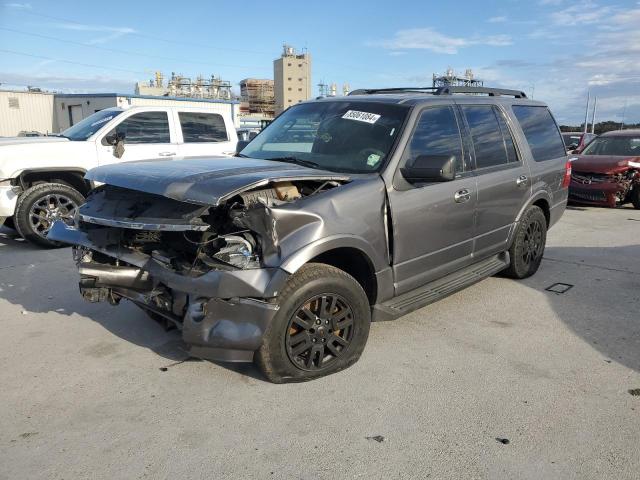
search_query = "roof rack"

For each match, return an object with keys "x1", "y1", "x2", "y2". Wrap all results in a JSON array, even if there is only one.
[{"x1": 348, "y1": 86, "x2": 527, "y2": 99}]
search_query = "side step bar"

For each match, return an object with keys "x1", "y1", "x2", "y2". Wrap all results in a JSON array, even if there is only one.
[{"x1": 372, "y1": 252, "x2": 510, "y2": 321}]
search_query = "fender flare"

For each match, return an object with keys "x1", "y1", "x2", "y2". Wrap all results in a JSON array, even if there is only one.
[
  {"x1": 507, "y1": 190, "x2": 552, "y2": 245},
  {"x1": 278, "y1": 234, "x2": 385, "y2": 275},
  {"x1": 14, "y1": 167, "x2": 91, "y2": 191}
]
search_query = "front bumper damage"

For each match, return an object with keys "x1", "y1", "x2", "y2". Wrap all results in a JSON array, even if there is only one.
[{"x1": 49, "y1": 221, "x2": 288, "y2": 362}]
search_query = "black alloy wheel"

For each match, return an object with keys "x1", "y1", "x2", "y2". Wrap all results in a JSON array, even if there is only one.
[{"x1": 285, "y1": 293, "x2": 355, "y2": 371}]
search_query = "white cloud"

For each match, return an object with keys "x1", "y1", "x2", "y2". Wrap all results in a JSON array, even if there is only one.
[
  {"x1": 45, "y1": 22, "x2": 136, "y2": 45},
  {"x1": 550, "y1": 2, "x2": 609, "y2": 26},
  {"x1": 370, "y1": 28, "x2": 512, "y2": 55},
  {"x1": 487, "y1": 16, "x2": 508, "y2": 23},
  {"x1": 3, "y1": 2, "x2": 32, "y2": 8}
]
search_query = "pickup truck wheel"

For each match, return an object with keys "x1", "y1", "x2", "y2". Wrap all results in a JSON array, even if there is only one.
[
  {"x1": 256, "y1": 263, "x2": 371, "y2": 383},
  {"x1": 503, "y1": 205, "x2": 547, "y2": 279},
  {"x1": 14, "y1": 183, "x2": 84, "y2": 248},
  {"x1": 631, "y1": 186, "x2": 640, "y2": 210}
]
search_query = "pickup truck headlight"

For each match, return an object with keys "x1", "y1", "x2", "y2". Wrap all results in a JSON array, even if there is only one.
[
  {"x1": 0, "y1": 179, "x2": 12, "y2": 187},
  {"x1": 213, "y1": 234, "x2": 261, "y2": 269}
]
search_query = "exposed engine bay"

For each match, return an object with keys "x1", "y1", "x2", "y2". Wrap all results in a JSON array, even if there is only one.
[{"x1": 78, "y1": 179, "x2": 342, "y2": 274}]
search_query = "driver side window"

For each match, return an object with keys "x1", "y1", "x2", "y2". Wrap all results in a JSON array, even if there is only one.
[
  {"x1": 107, "y1": 111, "x2": 170, "y2": 144},
  {"x1": 405, "y1": 106, "x2": 464, "y2": 173}
]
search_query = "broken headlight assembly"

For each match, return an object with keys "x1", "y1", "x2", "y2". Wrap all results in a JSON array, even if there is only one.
[{"x1": 212, "y1": 234, "x2": 260, "y2": 269}]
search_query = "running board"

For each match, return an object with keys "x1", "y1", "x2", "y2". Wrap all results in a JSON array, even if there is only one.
[{"x1": 372, "y1": 252, "x2": 509, "y2": 321}]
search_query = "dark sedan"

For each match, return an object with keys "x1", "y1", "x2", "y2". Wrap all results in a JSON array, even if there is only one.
[{"x1": 569, "y1": 130, "x2": 640, "y2": 208}]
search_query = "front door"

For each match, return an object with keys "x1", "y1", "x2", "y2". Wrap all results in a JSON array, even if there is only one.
[
  {"x1": 96, "y1": 110, "x2": 177, "y2": 166},
  {"x1": 388, "y1": 105, "x2": 477, "y2": 295},
  {"x1": 458, "y1": 104, "x2": 531, "y2": 258}
]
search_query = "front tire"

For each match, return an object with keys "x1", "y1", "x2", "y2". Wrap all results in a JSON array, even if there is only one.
[
  {"x1": 503, "y1": 205, "x2": 547, "y2": 279},
  {"x1": 14, "y1": 183, "x2": 84, "y2": 248},
  {"x1": 256, "y1": 263, "x2": 371, "y2": 383},
  {"x1": 631, "y1": 187, "x2": 640, "y2": 210}
]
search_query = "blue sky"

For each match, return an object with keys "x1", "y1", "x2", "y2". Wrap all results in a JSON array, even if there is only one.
[{"x1": 1, "y1": 0, "x2": 639, "y2": 124}]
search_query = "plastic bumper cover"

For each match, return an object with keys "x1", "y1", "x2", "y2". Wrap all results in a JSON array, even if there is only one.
[
  {"x1": 48, "y1": 221, "x2": 288, "y2": 362},
  {"x1": 0, "y1": 186, "x2": 18, "y2": 218}
]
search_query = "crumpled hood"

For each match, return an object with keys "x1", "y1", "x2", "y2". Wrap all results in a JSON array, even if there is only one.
[
  {"x1": 571, "y1": 155, "x2": 640, "y2": 174},
  {"x1": 86, "y1": 156, "x2": 351, "y2": 206},
  {"x1": 0, "y1": 136, "x2": 69, "y2": 146}
]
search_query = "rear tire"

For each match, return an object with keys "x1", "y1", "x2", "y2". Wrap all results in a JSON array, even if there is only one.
[
  {"x1": 503, "y1": 205, "x2": 547, "y2": 279},
  {"x1": 256, "y1": 263, "x2": 371, "y2": 383},
  {"x1": 14, "y1": 183, "x2": 84, "y2": 248}
]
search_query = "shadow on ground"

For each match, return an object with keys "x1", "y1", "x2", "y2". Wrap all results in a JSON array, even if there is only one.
[{"x1": 523, "y1": 245, "x2": 640, "y2": 373}]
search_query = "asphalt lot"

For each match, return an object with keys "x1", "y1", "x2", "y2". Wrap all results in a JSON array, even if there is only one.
[{"x1": 0, "y1": 205, "x2": 639, "y2": 480}]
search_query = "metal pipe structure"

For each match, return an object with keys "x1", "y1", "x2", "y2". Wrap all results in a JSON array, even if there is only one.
[
  {"x1": 583, "y1": 91, "x2": 590, "y2": 134},
  {"x1": 590, "y1": 97, "x2": 597, "y2": 134}
]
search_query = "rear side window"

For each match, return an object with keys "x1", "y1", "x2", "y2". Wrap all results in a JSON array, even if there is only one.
[
  {"x1": 405, "y1": 106, "x2": 464, "y2": 172},
  {"x1": 179, "y1": 112, "x2": 228, "y2": 143},
  {"x1": 113, "y1": 111, "x2": 170, "y2": 144},
  {"x1": 462, "y1": 105, "x2": 514, "y2": 169},
  {"x1": 512, "y1": 106, "x2": 565, "y2": 161}
]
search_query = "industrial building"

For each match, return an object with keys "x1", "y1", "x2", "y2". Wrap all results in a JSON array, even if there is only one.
[
  {"x1": 0, "y1": 90, "x2": 56, "y2": 137},
  {"x1": 273, "y1": 45, "x2": 312, "y2": 115},
  {"x1": 0, "y1": 90, "x2": 240, "y2": 137},
  {"x1": 135, "y1": 71, "x2": 233, "y2": 100},
  {"x1": 432, "y1": 68, "x2": 483, "y2": 88},
  {"x1": 239, "y1": 78, "x2": 275, "y2": 118}
]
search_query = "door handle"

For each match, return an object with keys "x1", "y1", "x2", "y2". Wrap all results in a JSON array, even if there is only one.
[
  {"x1": 158, "y1": 151, "x2": 176, "y2": 157},
  {"x1": 516, "y1": 175, "x2": 529, "y2": 187},
  {"x1": 454, "y1": 188, "x2": 472, "y2": 203}
]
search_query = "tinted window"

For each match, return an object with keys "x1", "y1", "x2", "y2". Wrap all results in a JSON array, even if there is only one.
[
  {"x1": 179, "y1": 112, "x2": 228, "y2": 143},
  {"x1": 495, "y1": 108, "x2": 519, "y2": 163},
  {"x1": 405, "y1": 106, "x2": 464, "y2": 172},
  {"x1": 462, "y1": 105, "x2": 509, "y2": 168},
  {"x1": 112, "y1": 112, "x2": 170, "y2": 144},
  {"x1": 512, "y1": 106, "x2": 565, "y2": 161}
]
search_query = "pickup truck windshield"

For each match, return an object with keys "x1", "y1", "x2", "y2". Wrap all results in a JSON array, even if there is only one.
[
  {"x1": 240, "y1": 101, "x2": 409, "y2": 173},
  {"x1": 581, "y1": 136, "x2": 640, "y2": 156},
  {"x1": 61, "y1": 109, "x2": 124, "y2": 141}
]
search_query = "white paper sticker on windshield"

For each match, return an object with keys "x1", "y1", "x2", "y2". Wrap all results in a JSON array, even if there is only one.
[
  {"x1": 90, "y1": 116, "x2": 114, "y2": 127},
  {"x1": 342, "y1": 110, "x2": 381, "y2": 124}
]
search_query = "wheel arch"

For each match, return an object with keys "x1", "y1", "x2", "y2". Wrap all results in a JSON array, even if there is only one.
[
  {"x1": 17, "y1": 168, "x2": 92, "y2": 196},
  {"x1": 279, "y1": 236, "x2": 384, "y2": 305}
]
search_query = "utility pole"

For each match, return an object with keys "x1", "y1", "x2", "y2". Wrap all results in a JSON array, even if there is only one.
[
  {"x1": 590, "y1": 97, "x2": 597, "y2": 134},
  {"x1": 583, "y1": 91, "x2": 590, "y2": 134},
  {"x1": 621, "y1": 100, "x2": 627, "y2": 130}
]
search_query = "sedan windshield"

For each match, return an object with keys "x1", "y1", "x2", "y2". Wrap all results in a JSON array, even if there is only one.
[
  {"x1": 240, "y1": 101, "x2": 409, "y2": 173},
  {"x1": 581, "y1": 135, "x2": 640, "y2": 156},
  {"x1": 61, "y1": 109, "x2": 124, "y2": 141}
]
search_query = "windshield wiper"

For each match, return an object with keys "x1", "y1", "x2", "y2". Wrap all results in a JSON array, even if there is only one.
[{"x1": 265, "y1": 156, "x2": 321, "y2": 169}]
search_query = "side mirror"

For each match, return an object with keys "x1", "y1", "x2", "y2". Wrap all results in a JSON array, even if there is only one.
[
  {"x1": 236, "y1": 140, "x2": 250, "y2": 154},
  {"x1": 401, "y1": 154, "x2": 457, "y2": 183},
  {"x1": 103, "y1": 131, "x2": 125, "y2": 146}
]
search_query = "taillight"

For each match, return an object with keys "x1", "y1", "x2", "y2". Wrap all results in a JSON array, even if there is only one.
[{"x1": 562, "y1": 160, "x2": 572, "y2": 188}]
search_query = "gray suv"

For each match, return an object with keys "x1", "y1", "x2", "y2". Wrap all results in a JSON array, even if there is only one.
[{"x1": 49, "y1": 86, "x2": 570, "y2": 382}]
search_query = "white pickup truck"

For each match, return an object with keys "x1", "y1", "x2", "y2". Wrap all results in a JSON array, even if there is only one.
[{"x1": 0, "y1": 105, "x2": 238, "y2": 246}]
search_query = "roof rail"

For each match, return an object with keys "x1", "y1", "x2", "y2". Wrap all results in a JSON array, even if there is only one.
[
  {"x1": 434, "y1": 86, "x2": 527, "y2": 98},
  {"x1": 348, "y1": 86, "x2": 527, "y2": 98}
]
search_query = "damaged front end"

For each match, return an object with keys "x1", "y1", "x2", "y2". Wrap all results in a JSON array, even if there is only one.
[{"x1": 49, "y1": 176, "x2": 347, "y2": 362}]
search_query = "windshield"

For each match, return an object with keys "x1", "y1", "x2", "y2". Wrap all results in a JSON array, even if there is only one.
[
  {"x1": 61, "y1": 109, "x2": 124, "y2": 141},
  {"x1": 581, "y1": 135, "x2": 640, "y2": 156},
  {"x1": 240, "y1": 101, "x2": 409, "y2": 173}
]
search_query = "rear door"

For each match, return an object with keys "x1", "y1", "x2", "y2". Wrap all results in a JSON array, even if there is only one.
[
  {"x1": 459, "y1": 104, "x2": 531, "y2": 259},
  {"x1": 96, "y1": 109, "x2": 176, "y2": 165},
  {"x1": 175, "y1": 110, "x2": 236, "y2": 157},
  {"x1": 389, "y1": 104, "x2": 477, "y2": 295}
]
